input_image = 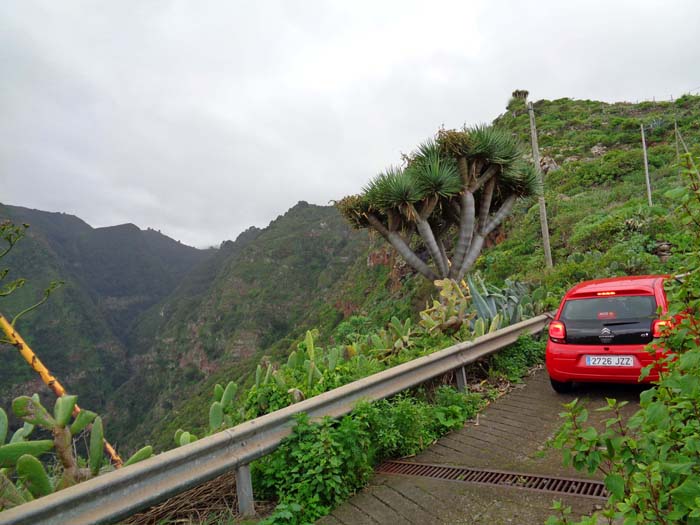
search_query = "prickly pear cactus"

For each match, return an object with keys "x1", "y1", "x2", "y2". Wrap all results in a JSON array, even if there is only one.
[
  {"x1": 173, "y1": 329, "x2": 357, "y2": 446},
  {"x1": 174, "y1": 379, "x2": 245, "y2": 446},
  {"x1": 0, "y1": 395, "x2": 152, "y2": 512},
  {"x1": 419, "y1": 278, "x2": 474, "y2": 334}
]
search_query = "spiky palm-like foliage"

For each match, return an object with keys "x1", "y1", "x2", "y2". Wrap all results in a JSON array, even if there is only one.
[
  {"x1": 511, "y1": 89, "x2": 529, "y2": 101},
  {"x1": 337, "y1": 126, "x2": 539, "y2": 283}
]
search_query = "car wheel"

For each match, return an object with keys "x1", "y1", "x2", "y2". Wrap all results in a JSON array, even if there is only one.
[{"x1": 550, "y1": 378, "x2": 574, "y2": 394}]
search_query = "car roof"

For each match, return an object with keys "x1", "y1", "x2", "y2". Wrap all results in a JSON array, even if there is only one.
[{"x1": 565, "y1": 275, "x2": 668, "y2": 298}]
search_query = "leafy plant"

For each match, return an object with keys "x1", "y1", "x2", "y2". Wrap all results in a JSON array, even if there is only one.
[
  {"x1": 255, "y1": 385, "x2": 485, "y2": 524},
  {"x1": 255, "y1": 413, "x2": 374, "y2": 524},
  {"x1": 488, "y1": 335, "x2": 546, "y2": 382},
  {"x1": 431, "y1": 386, "x2": 485, "y2": 433},
  {"x1": 333, "y1": 315, "x2": 376, "y2": 345}
]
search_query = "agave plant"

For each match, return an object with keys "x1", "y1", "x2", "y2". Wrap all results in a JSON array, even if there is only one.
[
  {"x1": 418, "y1": 276, "x2": 534, "y2": 337},
  {"x1": 466, "y1": 273, "x2": 535, "y2": 331}
]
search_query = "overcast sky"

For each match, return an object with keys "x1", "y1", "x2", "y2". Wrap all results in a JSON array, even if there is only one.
[{"x1": 2, "y1": 1, "x2": 699, "y2": 248}]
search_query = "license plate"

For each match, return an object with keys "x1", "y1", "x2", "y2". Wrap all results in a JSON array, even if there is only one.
[{"x1": 585, "y1": 355, "x2": 634, "y2": 367}]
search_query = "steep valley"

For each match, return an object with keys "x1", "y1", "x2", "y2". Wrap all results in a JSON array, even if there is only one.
[
  {"x1": 2, "y1": 93, "x2": 699, "y2": 453},
  {"x1": 0, "y1": 204, "x2": 213, "y2": 419}
]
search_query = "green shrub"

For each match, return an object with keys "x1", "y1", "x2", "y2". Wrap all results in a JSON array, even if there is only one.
[
  {"x1": 255, "y1": 413, "x2": 374, "y2": 523},
  {"x1": 488, "y1": 335, "x2": 546, "y2": 382},
  {"x1": 431, "y1": 386, "x2": 485, "y2": 432},
  {"x1": 332, "y1": 315, "x2": 376, "y2": 344},
  {"x1": 255, "y1": 384, "x2": 486, "y2": 524}
]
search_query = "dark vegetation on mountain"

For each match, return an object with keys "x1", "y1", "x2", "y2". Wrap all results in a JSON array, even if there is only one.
[
  {"x1": 0, "y1": 204, "x2": 212, "y2": 415},
  {"x1": 108, "y1": 202, "x2": 437, "y2": 449},
  {"x1": 2, "y1": 94, "x2": 699, "y2": 456}
]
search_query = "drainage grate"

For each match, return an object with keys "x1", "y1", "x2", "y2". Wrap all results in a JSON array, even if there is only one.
[{"x1": 376, "y1": 460, "x2": 608, "y2": 499}]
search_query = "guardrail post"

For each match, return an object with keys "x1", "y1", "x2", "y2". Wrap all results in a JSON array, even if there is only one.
[
  {"x1": 455, "y1": 366, "x2": 467, "y2": 392},
  {"x1": 235, "y1": 464, "x2": 255, "y2": 517}
]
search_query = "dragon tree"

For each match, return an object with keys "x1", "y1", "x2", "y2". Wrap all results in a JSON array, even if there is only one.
[{"x1": 337, "y1": 125, "x2": 540, "y2": 283}]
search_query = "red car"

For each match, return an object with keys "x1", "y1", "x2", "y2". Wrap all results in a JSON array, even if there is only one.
[{"x1": 546, "y1": 275, "x2": 671, "y2": 393}]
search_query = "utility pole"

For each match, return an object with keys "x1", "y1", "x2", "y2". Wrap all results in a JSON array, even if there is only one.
[
  {"x1": 672, "y1": 96, "x2": 681, "y2": 174},
  {"x1": 640, "y1": 124, "x2": 653, "y2": 206},
  {"x1": 674, "y1": 119, "x2": 681, "y2": 175},
  {"x1": 677, "y1": 127, "x2": 699, "y2": 172},
  {"x1": 527, "y1": 100, "x2": 553, "y2": 269}
]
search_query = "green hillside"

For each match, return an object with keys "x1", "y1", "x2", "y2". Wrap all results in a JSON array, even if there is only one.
[
  {"x1": 72, "y1": 223, "x2": 210, "y2": 333},
  {"x1": 0, "y1": 204, "x2": 212, "y2": 415},
  {"x1": 108, "y1": 202, "x2": 434, "y2": 449},
  {"x1": 481, "y1": 94, "x2": 700, "y2": 290},
  {"x1": 0, "y1": 221, "x2": 124, "y2": 411}
]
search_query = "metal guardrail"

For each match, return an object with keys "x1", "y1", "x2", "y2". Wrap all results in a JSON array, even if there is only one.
[{"x1": 0, "y1": 314, "x2": 549, "y2": 525}]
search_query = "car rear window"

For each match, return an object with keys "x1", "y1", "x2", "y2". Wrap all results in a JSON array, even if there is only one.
[{"x1": 561, "y1": 295, "x2": 657, "y2": 322}]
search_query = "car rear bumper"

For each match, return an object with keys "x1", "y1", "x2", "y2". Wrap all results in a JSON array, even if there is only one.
[{"x1": 546, "y1": 341, "x2": 662, "y2": 383}]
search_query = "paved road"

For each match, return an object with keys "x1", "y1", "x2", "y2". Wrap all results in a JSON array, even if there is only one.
[{"x1": 319, "y1": 368, "x2": 644, "y2": 525}]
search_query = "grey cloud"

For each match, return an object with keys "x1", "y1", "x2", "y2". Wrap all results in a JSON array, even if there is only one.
[{"x1": 2, "y1": 1, "x2": 700, "y2": 247}]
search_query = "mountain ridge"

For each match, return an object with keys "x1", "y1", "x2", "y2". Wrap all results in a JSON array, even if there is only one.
[{"x1": 0, "y1": 203, "x2": 214, "y2": 415}]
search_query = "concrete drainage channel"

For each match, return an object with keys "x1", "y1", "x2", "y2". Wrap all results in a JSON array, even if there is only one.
[{"x1": 376, "y1": 460, "x2": 608, "y2": 500}]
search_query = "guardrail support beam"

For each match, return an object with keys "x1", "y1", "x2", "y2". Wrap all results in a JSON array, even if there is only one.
[
  {"x1": 235, "y1": 464, "x2": 255, "y2": 517},
  {"x1": 456, "y1": 366, "x2": 467, "y2": 392}
]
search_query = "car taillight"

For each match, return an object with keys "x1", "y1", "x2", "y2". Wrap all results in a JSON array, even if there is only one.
[
  {"x1": 549, "y1": 321, "x2": 566, "y2": 343},
  {"x1": 652, "y1": 319, "x2": 671, "y2": 338}
]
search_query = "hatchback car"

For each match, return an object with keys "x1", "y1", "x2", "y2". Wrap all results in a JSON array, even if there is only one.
[{"x1": 545, "y1": 275, "x2": 670, "y2": 393}]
